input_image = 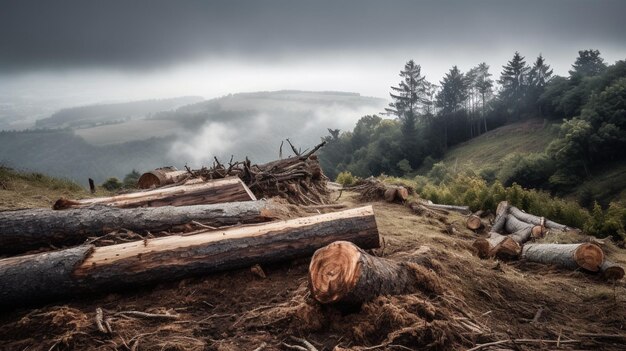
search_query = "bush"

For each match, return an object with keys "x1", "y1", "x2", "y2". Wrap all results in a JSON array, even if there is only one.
[
  {"x1": 336, "y1": 171, "x2": 357, "y2": 186},
  {"x1": 497, "y1": 153, "x2": 555, "y2": 189},
  {"x1": 427, "y1": 162, "x2": 451, "y2": 184},
  {"x1": 123, "y1": 169, "x2": 141, "y2": 189},
  {"x1": 102, "y1": 177, "x2": 122, "y2": 191}
]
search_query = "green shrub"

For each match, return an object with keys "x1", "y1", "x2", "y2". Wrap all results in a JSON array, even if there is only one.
[
  {"x1": 123, "y1": 169, "x2": 141, "y2": 189},
  {"x1": 497, "y1": 153, "x2": 555, "y2": 189},
  {"x1": 336, "y1": 171, "x2": 357, "y2": 186},
  {"x1": 102, "y1": 177, "x2": 123, "y2": 191}
]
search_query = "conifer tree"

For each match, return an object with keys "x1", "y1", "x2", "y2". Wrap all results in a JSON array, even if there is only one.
[
  {"x1": 385, "y1": 60, "x2": 426, "y2": 168},
  {"x1": 474, "y1": 62, "x2": 493, "y2": 132},
  {"x1": 569, "y1": 49, "x2": 607, "y2": 79},
  {"x1": 499, "y1": 52, "x2": 530, "y2": 119}
]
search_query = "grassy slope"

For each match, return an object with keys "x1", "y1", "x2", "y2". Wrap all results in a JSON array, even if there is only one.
[
  {"x1": 0, "y1": 166, "x2": 106, "y2": 211},
  {"x1": 439, "y1": 119, "x2": 557, "y2": 172},
  {"x1": 437, "y1": 119, "x2": 626, "y2": 204}
]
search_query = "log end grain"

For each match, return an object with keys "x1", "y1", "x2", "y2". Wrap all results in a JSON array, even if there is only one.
[
  {"x1": 383, "y1": 188, "x2": 397, "y2": 203},
  {"x1": 531, "y1": 225, "x2": 546, "y2": 239},
  {"x1": 575, "y1": 243, "x2": 604, "y2": 272},
  {"x1": 308, "y1": 241, "x2": 361, "y2": 304},
  {"x1": 467, "y1": 215, "x2": 483, "y2": 230},
  {"x1": 601, "y1": 264, "x2": 625, "y2": 281}
]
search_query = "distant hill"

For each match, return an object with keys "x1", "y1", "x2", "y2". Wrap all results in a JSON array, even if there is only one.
[
  {"x1": 34, "y1": 96, "x2": 204, "y2": 129},
  {"x1": 0, "y1": 91, "x2": 386, "y2": 185}
]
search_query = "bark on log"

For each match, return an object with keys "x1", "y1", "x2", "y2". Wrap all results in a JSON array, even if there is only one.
[
  {"x1": 0, "y1": 200, "x2": 281, "y2": 254},
  {"x1": 600, "y1": 260, "x2": 625, "y2": 281},
  {"x1": 137, "y1": 167, "x2": 190, "y2": 189},
  {"x1": 0, "y1": 206, "x2": 379, "y2": 308},
  {"x1": 53, "y1": 177, "x2": 256, "y2": 210},
  {"x1": 504, "y1": 215, "x2": 545, "y2": 243},
  {"x1": 508, "y1": 206, "x2": 571, "y2": 231},
  {"x1": 473, "y1": 232, "x2": 521, "y2": 259},
  {"x1": 491, "y1": 201, "x2": 509, "y2": 233},
  {"x1": 421, "y1": 201, "x2": 470, "y2": 215},
  {"x1": 383, "y1": 186, "x2": 409, "y2": 203},
  {"x1": 308, "y1": 241, "x2": 440, "y2": 305},
  {"x1": 521, "y1": 243, "x2": 604, "y2": 272}
]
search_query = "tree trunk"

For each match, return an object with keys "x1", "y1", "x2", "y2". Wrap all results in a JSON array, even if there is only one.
[
  {"x1": 491, "y1": 201, "x2": 509, "y2": 233},
  {"x1": 521, "y1": 243, "x2": 604, "y2": 272},
  {"x1": 0, "y1": 206, "x2": 379, "y2": 308},
  {"x1": 600, "y1": 260, "x2": 625, "y2": 281},
  {"x1": 0, "y1": 200, "x2": 282, "y2": 254},
  {"x1": 137, "y1": 167, "x2": 190, "y2": 189},
  {"x1": 508, "y1": 206, "x2": 572, "y2": 231},
  {"x1": 504, "y1": 215, "x2": 545, "y2": 243},
  {"x1": 472, "y1": 232, "x2": 521, "y2": 259},
  {"x1": 53, "y1": 177, "x2": 256, "y2": 210},
  {"x1": 383, "y1": 186, "x2": 409, "y2": 203},
  {"x1": 420, "y1": 201, "x2": 470, "y2": 215},
  {"x1": 308, "y1": 241, "x2": 440, "y2": 305}
]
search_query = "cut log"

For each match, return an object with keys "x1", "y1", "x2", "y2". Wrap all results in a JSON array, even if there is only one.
[
  {"x1": 600, "y1": 260, "x2": 625, "y2": 281},
  {"x1": 383, "y1": 186, "x2": 409, "y2": 203},
  {"x1": 491, "y1": 201, "x2": 509, "y2": 233},
  {"x1": 0, "y1": 206, "x2": 379, "y2": 307},
  {"x1": 504, "y1": 215, "x2": 545, "y2": 242},
  {"x1": 348, "y1": 178, "x2": 410, "y2": 203},
  {"x1": 137, "y1": 167, "x2": 190, "y2": 189},
  {"x1": 53, "y1": 177, "x2": 256, "y2": 210},
  {"x1": 421, "y1": 201, "x2": 470, "y2": 215},
  {"x1": 0, "y1": 200, "x2": 281, "y2": 254},
  {"x1": 466, "y1": 214, "x2": 484, "y2": 230},
  {"x1": 308, "y1": 241, "x2": 440, "y2": 305},
  {"x1": 521, "y1": 243, "x2": 604, "y2": 272},
  {"x1": 508, "y1": 206, "x2": 572, "y2": 231},
  {"x1": 472, "y1": 232, "x2": 521, "y2": 259}
]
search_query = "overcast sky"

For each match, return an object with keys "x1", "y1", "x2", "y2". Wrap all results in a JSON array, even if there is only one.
[{"x1": 1, "y1": 0, "x2": 625, "y2": 105}]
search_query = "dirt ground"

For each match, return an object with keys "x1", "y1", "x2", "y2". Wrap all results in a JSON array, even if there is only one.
[{"x1": 1, "y1": 191, "x2": 625, "y2": 350}]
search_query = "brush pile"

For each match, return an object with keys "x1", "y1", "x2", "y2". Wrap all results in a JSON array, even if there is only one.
[{"x1": 186, "y1": 140, "x2": 331, "y2": 206}]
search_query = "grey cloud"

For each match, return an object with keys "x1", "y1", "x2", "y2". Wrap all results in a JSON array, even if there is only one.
[{"x1": 1, "y1": 0, "x2": 625, "y2": 73}]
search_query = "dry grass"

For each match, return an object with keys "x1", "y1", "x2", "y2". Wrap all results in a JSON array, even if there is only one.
[{"x1": 0, "y1": 189, "x2": 625, "y2": 350}]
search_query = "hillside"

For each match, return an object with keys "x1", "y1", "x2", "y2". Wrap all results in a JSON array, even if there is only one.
[
  {"x1": 437, "y1": 119, "x2": 557, "y2": 173},
  {"x1": 0, "y1": 91, "x2": 386, "y2": 185},
  {"x1": 0, "y1": 173, "x2": 624, "y2": 350}
]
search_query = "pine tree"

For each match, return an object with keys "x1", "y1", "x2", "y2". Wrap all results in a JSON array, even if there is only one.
[
  {"x1": 528, "y1": 54, "x2": 553, "y2": 116},
  {"x1": 474, "y1": 62, "x2": 493, "y2": 133},
  {"x1": 499, "y1": 52, "x2": 530, "y2": 119},
  {"x1": 385, "y1": 60, "x2": 426, "y2": 168},
  {"x1": 569, "y1": 49, "x2": 607, "y2": 79},
  {"x1": 436, "y1": 66, "x2": 468, "y2": 148}
]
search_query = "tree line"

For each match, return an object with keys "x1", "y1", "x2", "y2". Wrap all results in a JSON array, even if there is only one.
[{"x1": 319, "y1": 49, "x2": 625, "y2": 197}]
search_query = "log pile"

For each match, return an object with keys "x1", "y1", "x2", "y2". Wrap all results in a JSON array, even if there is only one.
[
  {"x1": 0, "y1": 206, "x2": 380, "y2": 307},
  {"x1": 0, "y1": 200, "x2": 284, "y2": 254},
  {"x1": 472, "y1": 201, "x2": 624, "y2": 280},
  {"x1": 184, "y1": 141, "x2": 331, "y2": 205},
  {"x1": 347, "y1": 177, "x2": 410, "y2": 203},
  {"x1": 53, "y1": 177, "x2": 256, "y2": 210}
]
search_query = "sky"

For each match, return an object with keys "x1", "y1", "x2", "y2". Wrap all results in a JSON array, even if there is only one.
[{"x1": 1, "y1": 0, "x2": 625, "y2": 106}]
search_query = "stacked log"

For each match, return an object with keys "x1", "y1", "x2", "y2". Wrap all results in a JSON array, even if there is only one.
[
  {"x1": 0, "y1": 200, "x2": 282, "y2": 254},
  {"x1": 0, "y1": 206, "x2": 380, "y2": 307},
  {"x1": 53, "y1": 177, "x2": 256, "y2": 210},
  {"x1": 347, "y1": 177, "x2": 410, "y2": 203},
  {"x1": 137, "y1": 166, "x2": 190, "y2": 189},
  {"x1": 187, "y1": 141, "x2": 330, "y2": 205},
  {"x1": 471, "y1": 201, "x2": 624, "y2": 280}
]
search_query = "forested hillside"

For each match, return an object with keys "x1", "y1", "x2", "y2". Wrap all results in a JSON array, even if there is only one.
[{"x1": 320, "y1": 50, "x2": 625, "y2": 194}]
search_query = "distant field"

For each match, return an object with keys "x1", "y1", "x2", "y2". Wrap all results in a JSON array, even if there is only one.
[
  {"x1": 440, "y1": 119, "x2": 558, "y2": 172},
  {"x1": 74, "y1": 119, "x2": 181, "y2": 145}
]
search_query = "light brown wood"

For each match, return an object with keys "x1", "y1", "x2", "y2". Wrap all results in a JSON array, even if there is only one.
[
  {"x1": 137, "y1": 167, "x2": 190, "y2": 189},
  {"x1": 308, "y1": 241, "x2": 440, "y2": 305},
  {"x1": 53, "y1": 177, "x2": 256, "y2": 210},
  {"x1": 0, "y1": 206, "x2": 380, "y2": 307},
  {"x1": 473, "y1": 232, "x2": 521, "y2": 259},
  {"x1": 466, "y1": 214, "x2": 483, "y2": 230}
]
